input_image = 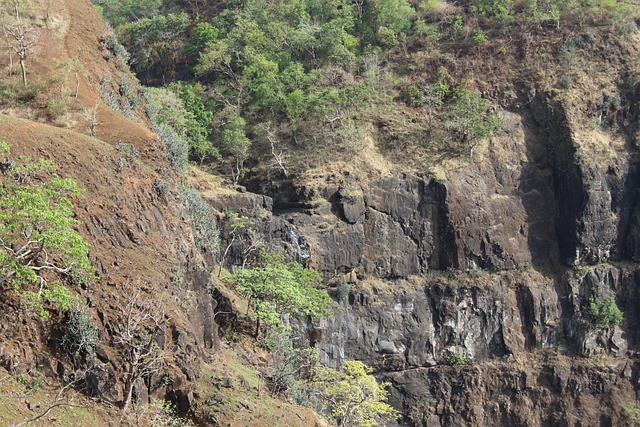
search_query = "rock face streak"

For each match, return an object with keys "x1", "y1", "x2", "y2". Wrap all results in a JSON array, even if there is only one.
[{"x1": 215, "y1": 92, "x2": 640, "y2": 425}]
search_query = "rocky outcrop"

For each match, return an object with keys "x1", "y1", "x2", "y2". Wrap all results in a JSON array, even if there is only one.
[
  {"x1": 211, "y1": 89, "x2": 640, "y2": 425},
  {"x1": 385, "y1": 358, "x2": 637, "y2": 426},
  {"x1": 296, "y1": 271, "x2": 559, "y2": 370}
]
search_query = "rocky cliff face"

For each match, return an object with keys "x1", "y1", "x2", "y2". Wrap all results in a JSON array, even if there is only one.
[{"x1": 211, "y1": 88, "x2": 640, "y2": 425}]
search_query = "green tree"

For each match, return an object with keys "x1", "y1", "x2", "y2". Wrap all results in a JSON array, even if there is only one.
[
  {"x1": 374, "y1": 0, "x2": 415, "y2": 37},
  {"x1": 91, "y1": 0, "x2": 163, "y2": 26},
  {"x1": 588, "y1": 296, "x2": 623, "y2": 329},
  {"x1": 145, "y1": 87, "x2": 218, "y2": 166},
  {"x1": 170, "y1": 82, "x2": 219, "y2": 164},
  {"x1": 443, "y1": 86, "x2": 501, "y2": 145},
  {"x1": 185, "y1": 22, "x2": 219, "y2": 58},
  {"x1": 0, "y1": 142, "x2": 93, "y2": 319},
  {"x1": 221, "y1": 114, "x2": 252, "y2": 184},
  {"x1": 117, "y1": 13, "x2": 190, "y2": 81},
  {"x1": 314, "y1": 360, "x2": 401, "y2": 427},
  {"x1": 476, "y1": 0, "x2": 513, "y2": 22},
  {"x1": 223, "y1": 253, "x2": 334, "y2": 336}
]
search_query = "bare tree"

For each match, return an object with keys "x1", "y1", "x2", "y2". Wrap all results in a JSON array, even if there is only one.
[
  {"x1": 259, "y1": 122, "x2": 288, "y2": 177},
  {"x1": 218, "y1": 215, "x2": 264, "y2": 276},
  {"x1": 83, "y1": 102, "x2": 101, "y2": 137},
  {"x1": 2, "y1": 0, "x2": 40, "y2": 87},
  {"x1": 11, "y1": 379, "x2": 87, "y2": 427},
  {"x1": 112, "y1": 282, "x2": 168, "y2": 413}
]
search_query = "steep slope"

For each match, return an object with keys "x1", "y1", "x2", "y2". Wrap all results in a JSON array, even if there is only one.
[
  {"x1": 3, "y1": 0, "x2": 640, "y2": 426},
  {"x1": 205, "y1": 25, "x2": 640, "y2": 426},
  {"x1": 0, "y1": 1, "x2": 327, "y2": 425}
]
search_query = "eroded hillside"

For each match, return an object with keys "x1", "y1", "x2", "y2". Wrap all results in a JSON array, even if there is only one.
[{"x1": 1, "y1": 0, "x2": 640, "y2": 426}]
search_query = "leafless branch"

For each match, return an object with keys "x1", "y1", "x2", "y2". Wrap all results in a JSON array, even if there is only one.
[{"x1": 259, "y1": 122, "x2": 288, "y2": 177}]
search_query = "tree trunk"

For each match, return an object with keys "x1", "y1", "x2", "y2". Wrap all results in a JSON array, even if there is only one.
[
  {"x1": 20, "y1": 57, "x2": 26, "y2": 87},
  {"x1": 74, "y1": 72, "x2": 79, "y2": 97},
  {"x1": 122, "y1": 377, "x2": 134, "y2": 413}
]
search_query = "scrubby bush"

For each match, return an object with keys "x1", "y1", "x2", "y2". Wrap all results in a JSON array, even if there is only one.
[
  {"x1": 402, "y1": 84, "x2": 424, "y2": 106},
  {"x1": 472, "y1": 28, "x2": 488, "y2": 45},
  {"x1": 99, "y1": 26, "x2": 130, "y2": 65},
  {"x1": 153, "y1": 123, "x2": 189, "y2": 173},
  {"x1": 223, "y1": 252, "x2": 334, "y2": 335},
  {"x1": 444, "y1": 351, "x2": 471, "y2": 367},
  {"x1": 116, "y1": 13, "x2": 190, "y2": 79},
  {"x1": 476, "y1": 0, "x2": 513, "y2": 22},
  {"x1": 182, "y1": 186, "x2": 220, "y2": 255},
  {"x1": 62, "y1": 302, "x2": 99, "y2": 355},
  {"x1": 145, "y1": 86, "x2": 218, "y2": 168},
  {"x1": 588, "y1": 296, "x2": 623, "y2": 329},
  {"x1": 0, "y1": 143, "x2": 94, "y2": 320},
  {"x1": 132, "y1": 399, "x2": 195, "y2": 427},
  {"x1": 313, "y1": 360, "x2": 401, "y2": 426},
  {"x1": 443, "y1": 87, "x2": 502, "y2": 145}
]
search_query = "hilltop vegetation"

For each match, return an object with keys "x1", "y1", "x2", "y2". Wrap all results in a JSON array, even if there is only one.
[
  {"x1": 1, "y1": 0, "x2": 640, "y2": 425},
  {"x1": 90, "y1": 0, "x2": 639, "y2": 184}
]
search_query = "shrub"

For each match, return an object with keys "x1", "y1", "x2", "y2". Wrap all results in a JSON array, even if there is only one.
[
  {"x1": 376, "y1": 0, "x2": 415, "y2": 35},
  {"x1": 377, "y1": 26, "x2": 399, "y2": 47},
  {"x1": 223, "y1": 252, "x2": 334, "y2": 335},
  {"x1": 119, "y1": 73, "x2": 142, "y2": 109},
  {"x1": 182, "y1": 186, "x2": 220, "y2": 255},
  {"x1": 588, "y1": 296, "x2": 623, "y2": 329},
  {"x1": 62, "y1": 302, "x2": 99, "y2": 355},
  {"x1": 558, "y1": 74, "x2": 574, "y2": 88},
  {"x1": 153, "y1": 124, "x2": 189, "y2": 173},
  {"x1": 153, "y1": 181, "x2": 170, "y2": 198},
  {"x1": 476, "y1": 0, "x2": 513, "y2": 22},
  {"x1": 116, "y1": 141, "x2": 139, "y2": 171},
  {"x1": 99, "y1": 26, "x2": 130, "y2": 66},
  {"x1": 132, "y1": 399, "x2": 195, "y2": 427},
  {"x1": 117, "y1": 13, "x2": 190, "y2": 78},
  {"x1": 336, "y1": 279, "x2": 352, "y2": 302},
  {"x1": 145, "y1": 86, "x2": 216, "y2": 168},
  {"x1": 472, "y1": 28, "x2": 488, "y2": 45},
  {"x1": 451, "y1": 15, "x2": 464, "y2": 36},
  {"x1": 443, "y1": 87, "x2": 502, "y2": 144},
  {"x1": 622, "y1": 402, "x2": 639, "y2": 424},
  {"x1": 444, "y1": 351, "x2": 471, "y2": 367},
  {"x1": 402, "y1": 84, "x2": 424, "y2": 106},
  {"x1": 313, "y1": 360, "x2": 401, "y2": 426}
]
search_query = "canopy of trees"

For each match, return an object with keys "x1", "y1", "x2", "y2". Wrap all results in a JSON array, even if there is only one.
[
  {"x1": 224, "y1": 253, "x2": 334, "y2": 334},
  {"x1": 0, "y1": 142, "x2": 93, "y2": 319}
]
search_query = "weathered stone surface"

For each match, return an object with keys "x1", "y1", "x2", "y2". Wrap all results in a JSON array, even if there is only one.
[
  {"x1": 294, "y1": 271, "x2": 561, "y2": 371},
  {"x1": 213, "y1": 92, "x2": 640, "y2": 426},
  {"x1": 384, "y1": 361, "x2": 636, "y2": 427}
]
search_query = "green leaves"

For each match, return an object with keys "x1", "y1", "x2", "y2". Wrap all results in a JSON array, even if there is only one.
[
  {"x1": 375, "y1": 0, "x2": 415, "y2": 36},
  {"x1": 0, "y1": 145, "x2": 94, "y2": 319},
  {"x1": 117, "y1": 13, "x2": 190, "y2": 78},
  {"x1": 443, "y1": 86, "x2": 502, "y2": 144},
  {"x1": 224, "y1": 253, "x2": 334, "y2": 333},
  {"x1": 221, "y1": 114, "x2": 251, "y2": 184},
  {"x1": 588, "y1": 296, "x2": 623, "y2": 329},
  {"x1": 145, "y1": 86, "x2": 218, "y2": 167},
  {"x1": 314, "y1": 360, "x2": 401, "y2": 427}
]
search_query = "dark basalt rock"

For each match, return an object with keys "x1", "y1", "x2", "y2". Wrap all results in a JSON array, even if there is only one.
[{"x1": 212, "y1": 91, "x2": 640, "y2": 426}]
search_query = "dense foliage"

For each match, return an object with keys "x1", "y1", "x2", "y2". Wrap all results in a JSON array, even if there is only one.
[
  {"x1": 0, "y1": 142, "x2": 93, "y2": 319},
  {"x1": 313, "y1": 360, "x2": 401, "y2": 426},
  {"x1": 224, "y1": 253, "x2": 334, "y2": 334},
  {"x1": 588, "y1": 296, "x2": 624, "y2": 329},
  {"x1": 91, "y1": 0, "x2": 639, "y2": 182}
]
